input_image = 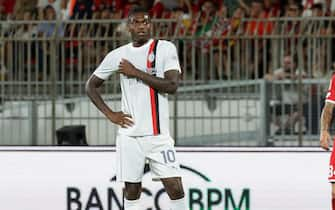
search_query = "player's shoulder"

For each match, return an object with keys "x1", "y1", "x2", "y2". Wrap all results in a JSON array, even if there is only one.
[
  {"x1": 110, "y1": 43, "x2": 131, "y2": 53},
  {"x1": 157, "y1": 39, "x2": 176, "y2": 48},
  {"x1": 104, "y1": 43, "x2": 131, "y2": 58},
  {"x1": 157, "y1": 40, "x2": 177, "y2": 54}
]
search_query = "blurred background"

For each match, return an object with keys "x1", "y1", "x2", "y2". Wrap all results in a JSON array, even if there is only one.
[{"x1": 0, "y1": 0, "x2": 334, "y2": 146}]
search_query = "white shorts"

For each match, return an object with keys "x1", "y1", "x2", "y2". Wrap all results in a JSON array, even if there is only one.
[{"x1": 116, "y1": 133, "x2": 181, "y2": 182}]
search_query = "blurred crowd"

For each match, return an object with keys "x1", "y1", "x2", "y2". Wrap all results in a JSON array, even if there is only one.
[
  {"x1": 1, "y1": 0, "x2": 335, "y2": 81},
  {"x1": 1, "y1": 0, "x2": 334, "y2": 41},
  {"x1": 0, "y1": 0, "x2": 333, "y2": 21},
  {"x1": 0, "y1": 0, "x2": 334, "y2": 135}
]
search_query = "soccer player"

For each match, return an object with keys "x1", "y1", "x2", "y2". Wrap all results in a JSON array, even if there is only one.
[
  {"x1": 320, "y1": 72, "x2": 335, "y2": 210},
  {"x1": 85, "y1": 7, "x2": 186, "y2": 210}
]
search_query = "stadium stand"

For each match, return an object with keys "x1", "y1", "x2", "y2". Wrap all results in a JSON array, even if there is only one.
[{"x1": 0, "y1": 0, "x2": 334, "y2": 146}]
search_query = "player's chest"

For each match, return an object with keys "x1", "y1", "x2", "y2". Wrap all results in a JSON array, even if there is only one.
[{"x1": 122, "y1": 50, "x2": 148, "y2": 72}]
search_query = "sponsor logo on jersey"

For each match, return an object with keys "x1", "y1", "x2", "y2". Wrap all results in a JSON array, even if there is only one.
[{"x1": 148, "y1": 52, "x2": 155, "y2": 63}]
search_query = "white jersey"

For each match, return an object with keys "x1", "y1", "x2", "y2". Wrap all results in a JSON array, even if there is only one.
[{"x1": 93, "y1": 39, "x2": 181, "y2": 136}]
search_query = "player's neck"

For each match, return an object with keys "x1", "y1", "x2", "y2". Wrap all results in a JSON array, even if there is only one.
[{"x1": 132, "y1": 39, "x2": 150, "y2": 47}]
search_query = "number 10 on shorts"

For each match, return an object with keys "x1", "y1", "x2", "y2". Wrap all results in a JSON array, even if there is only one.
[{"x1": 160, "y1": 150, "x2": 176, "y2": 163}]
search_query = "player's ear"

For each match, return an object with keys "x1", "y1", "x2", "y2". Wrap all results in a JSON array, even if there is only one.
[
  {"x1": 126, "y1": 19, "x2": 133, "y2": 32},
  {"x1": 127, "y1": 16, "x2": 133, "y2": 28}
]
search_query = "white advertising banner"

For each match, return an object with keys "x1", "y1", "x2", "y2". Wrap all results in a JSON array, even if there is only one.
[{"x1": 0, "y1": 147, "x2": 330, "y2": 210}]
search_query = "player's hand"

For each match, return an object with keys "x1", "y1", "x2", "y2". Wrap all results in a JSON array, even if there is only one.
[
  {"x1": 118, "y1": 59, "x2": 139, "y2": 78},
  {"x1": 107, "y1": 111, "x2": 134, "y2": 128},
  {"x1": 320, "y1": 130, "x2": 331, "y2": 151}
]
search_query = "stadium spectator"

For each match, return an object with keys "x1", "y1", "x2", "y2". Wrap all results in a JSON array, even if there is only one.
[
  {"x1": 302, "y1": 0, "x2": 319, "y2": 17},
  {"x1": 263, "y1": 0, "x2": 281, "y2": 17},
  {"x1": 193, "y1": 0, "x2": 216, "y2": 37},
  {"x1": 13, "y1": 0, "x2": 38, "y2": 20},
  {"x1": 93, "y1": 0, "x2": 124, "y2": 12},
  {"x1": 91, "y1": 0, "x2": 124, "y2": 18},
  {"x1": 266, "y1": 55, "x2": 307, "y2": 135},
  {"x1": 219, "y1": 6, "x2": 245, "y2": 79},
  {"x1": 14, "y1": 9, "x2": 40, "y2": 81},
  {"x1": 245, "y1": 0, "x2": 266, "y2": 35},
  {"x1": 150, "y1": 0, "x2": 165, "y2": 18},
  {"x1": 230, "y1": 7, "x2": 245, "y2": 32},
  {"x1": 93, "y1": 6, "x2": 114, "y2": 38},
  {"x1": 311, "y1": 2, "x2": 325, "y2": 16},
  {"x1": 15, "y1": 10, "x2": 38, "y2": 38},
  {"x1": 243, "y1": 0, "x2": 273, "y2": 79},
  {"x1": 71, "y1": 0, "x2": 93, "y2": 19},
  {"x1": 122, "y1": 0, "x2": 141, "y2": 18},
  {"x1": 211, "y1": 4, "x2": 231, "y2": 79},
  {"x1": 285, "y1": 1, "x2": 303, "y2": 18},
  {"x1": 239, "y1": 0, "x2": 280, "y2": 17},
  {"x1": 305, "y1": 2, "x2": 331, "y2": 78},
  {"x1": 37, "y1": 0, "x2": 64, "y2": 19},
  {"x1": 0, "y1": 0, "x2": 15, "y2": 18},
  {"x1": 192, "y1": 0, "x2": 217, "y2": 80},
  {"x1": 325, "y1": 0, "x2": 333, "y2": 16},
  {"x1": 37, "y1": 5, "x2": 64, "y2": 37},
  {"x1": 159, "y1": 0, "x2": 184, "y2": 10},
  {"x1": 35, "y1": 5, "x2": 65, "y2": 81},
  {"x1": 284, "y1": 1, "x2": 303, "y2": 57},
  {"x1": 159, "y1": 0, "x2": 192, "y2": 15},
  {"x1": 237, "y1": 0, "x2": 251, "y2": 15}
]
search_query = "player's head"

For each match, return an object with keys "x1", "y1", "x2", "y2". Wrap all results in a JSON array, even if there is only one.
[{"x1": 127, "y1": 7, "x2": 151, "y2": 45}]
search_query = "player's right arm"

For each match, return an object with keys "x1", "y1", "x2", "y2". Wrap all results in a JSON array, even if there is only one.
[
  {"x1": 320, "y1": 102, "x2": 334, "y2": 150},
  {"x1": 86, "y1": 49, "x2": 133, "y2": 128},
  {"x1": 85, "y1": 75, "x2": 133, "y2": 128}
]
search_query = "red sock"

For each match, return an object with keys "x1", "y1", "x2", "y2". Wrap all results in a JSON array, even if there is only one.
[{"x1": 332, "y1": 198, "x2": 335, "y2": 210}]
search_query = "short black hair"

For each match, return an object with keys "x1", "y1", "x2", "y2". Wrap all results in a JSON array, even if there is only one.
[
  {"x1": 252, "y1": 0, "x2": 264, "y2": 5},
  {"x1": 128, "y1": 6, "x2": 150, "y2": 18}
]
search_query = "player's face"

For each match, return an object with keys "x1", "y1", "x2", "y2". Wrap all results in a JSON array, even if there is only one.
[{"x1": 128, "y1": 13, "x2": 151, "y2": 44}]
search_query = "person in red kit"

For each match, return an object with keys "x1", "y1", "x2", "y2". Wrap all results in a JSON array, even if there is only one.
[{"x1": 320, "y1": 68, "x2": 335, "y2": 210}]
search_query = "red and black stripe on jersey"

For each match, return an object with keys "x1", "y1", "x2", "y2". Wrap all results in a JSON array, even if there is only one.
[{"x1": 147, "y1": 40, "x2": 160, "y2": 135}]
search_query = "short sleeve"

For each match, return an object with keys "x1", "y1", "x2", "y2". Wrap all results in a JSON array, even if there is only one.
[
  {"x1": 326, "y1": 74, "x2": 335, "y2": 104},
  {"x1": 93, "y1": 51, "x2": 119, "y2": 80},
  {"x1": 162, "y1": 41, "x2": 181, "y2": 73}
]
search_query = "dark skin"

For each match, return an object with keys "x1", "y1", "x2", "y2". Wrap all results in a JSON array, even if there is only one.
[
  {"x1": 86, "y1": 12, "x2": 184, "y2": 201},
  {"x1": 320, "y1": 102, "x2": 334, "y2": 150},
  {"x1": 320, "y1": 102, "x2": 335, "y2": 199}
]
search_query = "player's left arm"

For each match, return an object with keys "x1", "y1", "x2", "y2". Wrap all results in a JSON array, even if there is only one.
[{"x1": 118, "y1": 58, "x2": 179, "y2": 94}]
